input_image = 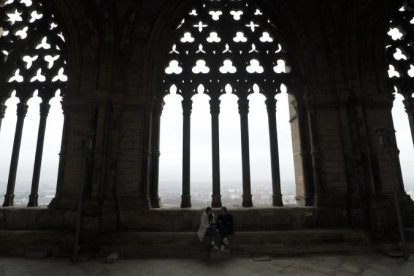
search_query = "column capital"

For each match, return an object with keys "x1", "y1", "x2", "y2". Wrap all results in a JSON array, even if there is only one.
[
  {"x1": 402, "y1": 97, "x2": 414, "y2": 115},
  {"x1": 238, "y1": 96, "x2": 249, "y2": 114},
  {"x1": 39, "y1": 101, "x2": 51, "y2": 117},
  {"x1": 0, "y1": 104, "x2": 6, "y2": 119},
  {"x1": 16, "y1": 102, "x2": 28, "y2": 117},
  {"x1": 182, "y1": 98, "x2": 193, "y2": 115},
  {"x1": 265, "y1": 97, "x2": 277, "y2": 113}
]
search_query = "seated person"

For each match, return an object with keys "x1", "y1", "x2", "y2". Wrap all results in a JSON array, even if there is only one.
[
  {"x1": 197, "y1": 207, "x2": 218, "y2": 249},
  {"x1": 217, "y1": 207, "x2": 233, "y2": 250}
]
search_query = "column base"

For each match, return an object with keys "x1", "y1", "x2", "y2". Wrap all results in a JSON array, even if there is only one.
[
  {"x1": 48, "y1": 196, "x2": 78, "y2": 210},
  {"x1": 296, "y1": 194, "x2": 315, "y2": 206},
  {"x1": 150, "y1": 196, "x2": 161, "y2": 208},
  {"x1": 181, "y1": 195, "x2": 191, "y2": 208},
  {"x1": 242, "y1": 194, "x2": 253, "y2": 207},
  {"x1": 2, "y1": 194, "x2": 14, "y2": 207},
  {"x1": 211, "y1": 195, "x2": 222, "y2": 208},
  {"x1": 27, "y1": 194, "x2": 38, "y2": 207},
  {"x1": 272, "y1": 194, "x2": 283, "y2": 207}
]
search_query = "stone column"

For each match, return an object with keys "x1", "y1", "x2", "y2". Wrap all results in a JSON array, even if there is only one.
[
  {"x1": 150, "y1": 100, "x2": 164, "y2": 208},
  {"x1": 51, "y1": 104, "x2": 69, "y2": 205},
  {"x1": 238, "y1": 96, "x2": 253, "y2": 207},
  {"x1": 265, "y1": 97, "x2": 283, "y2": 206},
  {"x1": 402, "y1": 95, "x2": 414, "y2": 147},
  {"x1": 0, "y1": 104, "x2": 6, "y2": 131},
  {"x1": 90, "y1": 97, "x2": 110, "y2": 200},
  {"x1": 139, "y1": 106, "x2": 152, "y2": 209},
  {"x1": 3, "y1": 102, "x2": 28, "y2": 206},
  {"x1": 291, "y1": 98, "x2": 314, "y2": 206},
  {"x1": 304, "y1": 95, "x2": 324, "y2": 206},
  {"x1": 210, "y1": 95, "x2": 222, "y2": 208},
  {"x1": 354, "y1": 98, "x2": 376, "y2": 196},
  {"x1": 28, "y1": 101, "x2": 51, "y2": 207},
  {"x1": 181, "y1": 98, "x2": 192, "y2": 208},
  {"x1": 337, "y1": 96, "x2": 359, "y2": 226}
]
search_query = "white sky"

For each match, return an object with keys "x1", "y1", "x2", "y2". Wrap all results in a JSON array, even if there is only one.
[
  {"x1": 158, "y1": 85, "x2": 295, "y2": 189},
  {"x1": 0, "y1": 91, "x2": 63, "y2": 196}
]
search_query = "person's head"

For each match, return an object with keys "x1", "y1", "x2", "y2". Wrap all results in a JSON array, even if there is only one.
[
  {"x1": 221, "y1": 207, "x2": 227, "y2": 214},
  {"x1": 206, "y1": 207, "x2": 212, "y2": 215}
]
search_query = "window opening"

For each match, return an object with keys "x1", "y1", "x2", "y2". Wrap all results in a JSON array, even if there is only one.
[
  {"x1": 0, "y1": 0, "x2": 68, "y2": 206},
  {"x1": 386, "y1": 1, "x2": 414, "y2": 199},
  {"x1": 158, "y1": 0, "x2": 294, "y2": 208}
]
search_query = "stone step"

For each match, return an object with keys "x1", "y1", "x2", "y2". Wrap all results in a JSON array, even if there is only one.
[
  {"x1": 96, "y1": 229, "x2": 371, "y2": 258},
  {"x1": 0, "y1": 229, "x2": 371, "y2": 258}
]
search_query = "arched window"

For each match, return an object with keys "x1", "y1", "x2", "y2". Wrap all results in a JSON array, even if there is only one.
[
  {"x1": 154, "y1": 0, "x2": 295, "y2": 208},
  {"x1": 0, "y1": 0, "x2": 68, "y2": 206},
  {"x1": 386, "y1": 1, "x2": 414, "y2": 199}
]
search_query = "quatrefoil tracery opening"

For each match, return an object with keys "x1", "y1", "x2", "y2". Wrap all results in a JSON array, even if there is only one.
[
  {"x1": 1, "y1": 0, "x2": 68, "y2": 95},
  {"x1": 163, "y1": 0, "x2": 291, "y2": 96},
  {"x1": 386, "y1": 1, "x2": 414, "y2": 96}
]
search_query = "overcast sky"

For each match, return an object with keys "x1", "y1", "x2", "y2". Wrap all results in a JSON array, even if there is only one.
[
  {"x1": 0, "y1": 91, "x2": 63, "y2": 196},
  {"x1": 158, "y1": 85, "x2": 295, "y2": 191}
]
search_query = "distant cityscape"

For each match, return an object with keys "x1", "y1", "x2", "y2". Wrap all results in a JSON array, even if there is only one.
[
  {"x1": 160, "y1": 181, "x2": 297, "y2": 207},
  {"x1": 159, "y1": 181, "x2": 414, "y2": 208},
  {"x1": 1, "y1": 181, "x2": 413, "y2": 207}
]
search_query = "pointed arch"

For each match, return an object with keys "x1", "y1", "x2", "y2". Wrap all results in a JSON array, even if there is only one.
[
  {"x1": 0, "y1": 0, "x2": 69, "y2": 206},
  {"x1": 148, "y1": 0, "x2": 310, "y2": 208}
]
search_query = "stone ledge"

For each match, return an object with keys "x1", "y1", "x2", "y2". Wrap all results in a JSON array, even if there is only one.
[
  {"x1": 0, "y1": 207, "x2": 76, "y2": 230},
  {"x1": 0, "y1": 229, "x2": 371, "y2": 258}
]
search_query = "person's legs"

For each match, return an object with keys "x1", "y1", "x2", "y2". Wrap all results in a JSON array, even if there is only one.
[
  {"x1": 206, "y1": 226, "x2": 218, "y2": 249},
  {"x1": 218, "y1": 225, "x2": 229, "y2": 250}
]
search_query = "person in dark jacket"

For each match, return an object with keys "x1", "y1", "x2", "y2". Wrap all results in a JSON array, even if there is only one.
[{"x1": 217, "y1": 207, "x2": 233, "y2": 250}]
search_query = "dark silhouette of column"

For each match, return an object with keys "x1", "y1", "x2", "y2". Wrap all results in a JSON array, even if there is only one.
[
  {"x1": 238, "y1": 96, "x2": 253, "y2": 207},
  {"x1": 181, "y1": 98, "x2": 192, "y2": 208},
  {"x1": 0, "y1": 104, "x2": 6, "y2": 131},
  {"x1": 150, "y1": 101, "x2": 164, "y2": 208},
  {"x1": 28, "y1": 101, "x2": 51, "y2": 207},
  {"x1": 139, "y1": 106, "x2": 152, "y2": 209},
  {"x1": 265, "y1": 97, "x2": 283, "y2": 206},
  {"x1": 3, "y1": 102, "x2": 28, "y2": 206},
  {"x1": 51, "y1": 106, "x2": 69, "y2": 206},
  {"x1": 304, "y1": 95, "x2": 324, "y2": 206},
  {"x1": 402, "y1": 96, "x2": 414, "y2": 147},
  {"x1": 210, "y1": 96, "x2": 222, "y2": 208}
]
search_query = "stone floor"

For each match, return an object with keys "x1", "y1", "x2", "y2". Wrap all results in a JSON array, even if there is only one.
[{"x1": 0, "y1": 251, "x2": 413, "y2": 276}]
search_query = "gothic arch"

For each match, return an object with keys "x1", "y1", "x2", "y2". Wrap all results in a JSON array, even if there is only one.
[
  {"x1": 145, "y1": 0, "x2": 319, "y2": 208},
  {"x1": 0, "y1": 0, "x2": 71, "y2": 206}
]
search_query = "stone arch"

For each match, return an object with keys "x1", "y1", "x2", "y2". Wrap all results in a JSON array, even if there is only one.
[
  {"x1": 145, "y1": 0, "x2": 318, "y2": 208},
  {"x1": 0, "y1": 0, "x2": 75, "y2": 206}
]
